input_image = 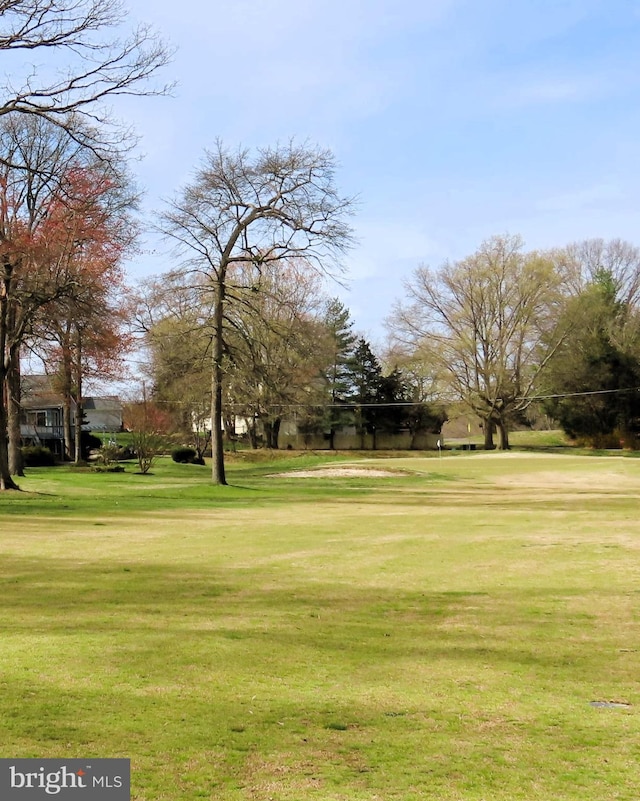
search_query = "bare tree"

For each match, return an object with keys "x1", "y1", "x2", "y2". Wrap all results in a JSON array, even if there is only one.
[
  {"x1": 132, "y1": 271, "x2": 214, "y2": 454},
  {"x1": 135, "y1": 261, "x2": 330, "y2": 454},
  {"x1": 158, "y1": 140, "x2": 355, "y2": 484},
  {"x1": 0, "y1": 0, "x2": 172, "y2": 159},
  {"x1": 389, "y1": 235, "x2": 565, "y2": 450},
  {"x1": 553, "y1": 238, "x2": 640, "y2": 308},
  {"x1": 225, "y1": 259, "x2": 329, "y2": 449}
]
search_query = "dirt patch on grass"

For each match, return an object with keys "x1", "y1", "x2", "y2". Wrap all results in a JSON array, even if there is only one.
[
  {"x1": 496, "y1": 469, "x2": 640, "y2": 491},
  {"x1": 270, "y1": 466, "x2": 409, "y2": 478}
]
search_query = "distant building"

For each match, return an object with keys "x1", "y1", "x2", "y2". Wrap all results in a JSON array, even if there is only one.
[
  {"x1": 82, "y1": 396, "x2": 124, "y2": 433},
  {"x1": 20, "y1": 375, "x2": 122, "y2": 457},
  {"x1": 197, "y1": 412, "x2": 442, "y2": 450}
]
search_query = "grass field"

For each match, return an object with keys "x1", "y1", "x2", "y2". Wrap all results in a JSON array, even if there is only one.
[{"x1": 0, "y1": 447, "x2": 639, "y2": 800}]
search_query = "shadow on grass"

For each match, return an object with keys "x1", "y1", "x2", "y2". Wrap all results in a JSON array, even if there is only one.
[
  {"x1": 0, "y1": 554, "x2": 601, "y2": 674},
  {"x1": 0, "y1": 477, "x2": 402, "y2": 518}
]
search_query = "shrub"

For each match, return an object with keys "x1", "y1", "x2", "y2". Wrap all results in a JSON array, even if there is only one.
[
  {"x1": 130, "y1": 429, "x2": 167, "y2": 474},
  {"x1": 81, "y1": 432, "x2": 103, "y2": 457},
  {"x1": 175, "y1": 447, "x2": 204, "y2": 465},
  {"x1": 21, "y1": 446, "x2": 56, "y2": 466},
  {"x1": 92, "y1": 464, "x2": 126, "y2": 473},
  {"x1": 97, "y1": 444, "x2": 134, "y2": 465},
  {"x1": 172, "y1": 447, "x2": 199, "y2": 464}
]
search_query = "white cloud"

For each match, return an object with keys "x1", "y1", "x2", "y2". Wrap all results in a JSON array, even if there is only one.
[
  {"x1": 127, "y1": 0, "x2": 456, "y2": 123},
  {"x1": 116, "y1": 0, "x2": 640, "y2": 339}
]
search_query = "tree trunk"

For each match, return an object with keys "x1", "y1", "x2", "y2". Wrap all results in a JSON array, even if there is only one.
[
  {"x1": 74, "y1": 399, "x2": 83, "y2": 462},
  {"x1": 211, "y1": 360, "x2": 226, "y2": 483},
  {"x1": 0, "y1": 394, "x2": 19, "y2": 489},
  {"x1": 328, "y1": 427, "x2": 336, "y2": 450},
  {"x1": 264, "y1": 418, "x2": 281, "y2": 449},
  {"x1": 60, "y1": 341, "x2": 74, "y2": 460},
  {"x1": 0, "y1": 367, "x2": 19, "y2": 489},
  {"x1": 63, "y1": 395, "x2": 73, "y2": 460},
  {"x1": 0, "y1": 258, "x2": 20, "y2": 489},
  {"x1": 73, "y1": 328, "x2": 83, "y2": 463},
  {"x1": 7, "y1": 345, "x2": 24, "y2": 476},
  {"x1": 483, "y1": 417, "x2": 496, "y2": 450},
  {"x1": 211, "y1": 279, "x2": 227, "y2": 485},
  {"x1": 355, "y1": 407, "x2": 366, "y2": 449},
  {"x1": 498, "y1": 420, "x2": 510, "y2": 450},
  {"x1": 59, "y1": 324, "x2": 74, "y2": 460}
]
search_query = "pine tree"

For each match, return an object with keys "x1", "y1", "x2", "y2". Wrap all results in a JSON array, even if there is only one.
[
  {"x1": 322, "y1": 299, "x2": 358, "y2": 448},
  {"x1": 346, "y1": 338, "x2": 383, "y2": 447}
]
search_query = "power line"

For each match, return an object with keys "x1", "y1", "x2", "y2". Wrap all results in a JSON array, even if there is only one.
[
  {"x1": 141, "y1": 385, "x2": 640, "y2": 410},
  {"x1": 525, "y1": 386, "x2": 640, "y2": 401}
]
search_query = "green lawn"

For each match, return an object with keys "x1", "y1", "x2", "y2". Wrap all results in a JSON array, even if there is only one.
[{"x1": 0, "y1": 450, "x2": 639, "y2": 799}]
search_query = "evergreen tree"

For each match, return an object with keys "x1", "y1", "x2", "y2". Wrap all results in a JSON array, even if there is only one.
[
  {"x1": 543, "y1": 270, "x2": 640, "y2": 446},
  {"x1": 373, "y1": 368, "x2": 411, "y2": 435},
  {"x1": 346, "y1": 338, "x2": 383, "y2": 447},
  {"x1": 322, "y1": 299, "x2": 358, "y2": 448}
]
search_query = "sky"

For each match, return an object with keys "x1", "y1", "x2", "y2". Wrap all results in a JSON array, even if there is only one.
[{"x1": 116, "y1": 0, "x2": 640, "y2": 347}]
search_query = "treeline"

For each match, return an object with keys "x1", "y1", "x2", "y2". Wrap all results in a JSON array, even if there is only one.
[
  {"x1": 5, "y1": 112, "x2": 640, "y2": 490},
  {"x1": 137, "y1": 233, "x2": 640, "y2": 462},
  {"x1": 135, "y1": 277, "x2": 447, "y2": 456},
  {"x1": 2, "y1": 4, "x2": 640, "y2": 491},
  {"x1": 388, "y1": 234, "x2": 640, "y2": 450}
]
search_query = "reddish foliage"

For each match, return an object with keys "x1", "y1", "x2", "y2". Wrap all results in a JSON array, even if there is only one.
[{"x1": 123, "y1": 401, "x2": 172, "y2": 434}]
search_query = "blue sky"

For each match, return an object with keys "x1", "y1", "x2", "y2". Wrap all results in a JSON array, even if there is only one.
[{"x1": 121, "y1": 0, "x2": 640, "y2": 346}]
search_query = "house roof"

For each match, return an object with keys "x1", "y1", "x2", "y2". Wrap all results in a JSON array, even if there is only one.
[
  {"x1": 21, "y1": 375, "x2": 122, "y2": 413},
  {"x1": 21, "y1": 375, "x2": 66, "y2": 409},
  {"x1": 83, "y1": 397, "x2": 121, "y2": 412}
]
